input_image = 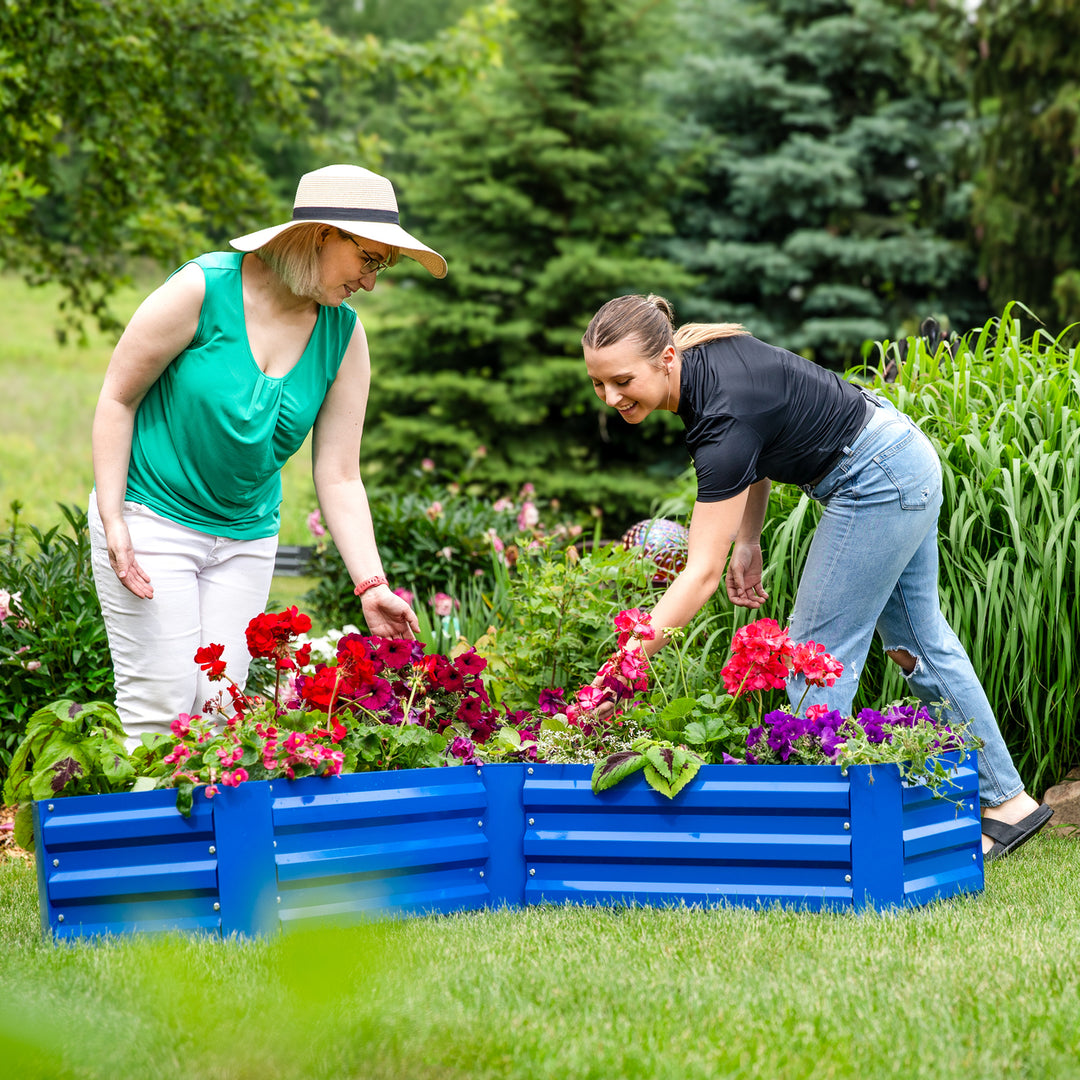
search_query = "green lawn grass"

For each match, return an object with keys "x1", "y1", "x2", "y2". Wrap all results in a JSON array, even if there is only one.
[{"x1": 1, "y1": 833, "x2": 1078, "y2": 1080}]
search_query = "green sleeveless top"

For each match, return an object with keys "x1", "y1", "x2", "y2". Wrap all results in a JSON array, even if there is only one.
[{"x1": 125, "y1": 251, "x2": 357, "y2": 539}]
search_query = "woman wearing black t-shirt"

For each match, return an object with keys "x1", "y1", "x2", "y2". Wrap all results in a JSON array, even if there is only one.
[{"x1": 582, "y1": 292, "x2": 1050, "y2": 861}]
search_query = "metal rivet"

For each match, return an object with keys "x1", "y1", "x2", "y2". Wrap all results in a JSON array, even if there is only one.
[
  {"x1": 529, "y1": 868, "x2": 536, "y2": 876},
  {"x1": 973, "y1": 853, "x2": 978, "y2": 861},
  {"x1": 208, "y1": 846, "x2": 216, "y2": 855},
  {"x1": 476, "y1": 768, "x2": 482, "y2": 776},
  {"x1": 527, "y1": 767, "x2": 534, "y2": 775},
  {"x1": 840, "y1": 769, "x2": 848, "y2": 777},
  {"x1": 268, "y1": 784, "x2": 273, "y2": 792},
  {"x1": 57, "y1": 914, "x2": 64, "y2": 923},
  {"x1": 843, "y1": 822, "x2": 850, "y2": 830},
  {"x1": 844, "y1": 874, "x2": 852, "y2": 883},
  {"x1": 479, "y1": 870, "x2": 485, "y2": 878},
  {"x1": 277, "y1": 896, "x2": 282, "y2": 903},
  {"x1": 213, "y1": 902, "x2": 220, "y2": 911},
  {"x1": 47, "y1": 804, "x2": 54, "y2": 811},
  {"x1": 528, "y1": 818, "x2": 535, "y2": 826},
  {"x1": 52, "y1": 859, "x2": 59, "y2": 868},
  {"x1": 273, "y1": 840, "x2": 277, "y2": 848},
  {"x1": 477, "y1": 820, "x2": 483, "y2": 828}
]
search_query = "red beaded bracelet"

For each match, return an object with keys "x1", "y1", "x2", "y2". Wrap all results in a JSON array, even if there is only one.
[{"x1": 353, "y1": 574, "x2": 389, "y2": 596}]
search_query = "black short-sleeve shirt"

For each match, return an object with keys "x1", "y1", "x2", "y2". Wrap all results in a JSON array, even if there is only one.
[{"x1": 677, "y1": 335, "x2": 868, "y2": 502}]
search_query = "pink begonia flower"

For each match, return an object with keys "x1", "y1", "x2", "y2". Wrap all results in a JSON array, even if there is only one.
[
  {"x1": 171, "y1": 713, "x2": 195, "y2": 737},
  {"x1": 518, "y1": 502, "x2": 540, "y2": 530},
  {"x1": 519, "y1": 482, "x2": 536, "y2": 497},
  {"x1": 492, "y1": 498, "x2": 514, "y2": 513},
  {"x1": 425, "y1": 501, "x2": 443, "y2": 521},
  {"x1": 393, "y1": 587, "x2": 415, "y2": 606},
  {"x1": 421, "y1": 458, "x2": 435, "y2": 472},
  {"x1": 306, "y1": 509, "x2": 326, "y2": 539},
  {"x1": 220, "y1": 767, "x2": 249, "y2": 788}
]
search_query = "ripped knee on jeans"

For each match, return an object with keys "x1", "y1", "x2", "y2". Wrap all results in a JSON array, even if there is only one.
[{"x1": 885, "y1": 648, "x2": 917, "y2": 675}]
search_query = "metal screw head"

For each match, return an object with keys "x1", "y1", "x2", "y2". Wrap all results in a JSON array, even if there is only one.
[
  {"x1": 52, "y1": 859, "x2": 59, "y2": 868},
  {"x1": 528, "y1": 818, "x2": 535, "y2": 826},
  {"x1": 527, "y1": 767, "x2": 534, "y2": 774},
  {"x1": 840, "y1": 769, "x2": 848, "y2": 777},
  {"x1": 213, "y1": 902, "x2": 221, "y2": 911},
  {"x1": 477, "y1": 820, "x2": 483, "y2": 828},
  {"x1": 273, "y1": 841, "x2": 277, "y2": 848},
  {"x1": 843, "y1": 822, "x2": 850, "y2": 830},
  {"x1": 844, "y1": 874, "x2": 852, "y2": 883},
  {"x1": 277, "y1": 896, "x2": 282, "y2": 903},
  {"x1": 479, "y1": 870, "x2": 485, "y2": 878},
  {"x1": 47, "y1": 804, "x2": 54, "y2": 811},
  {"x1": 208, "y1": 845, "x2": 216, "y2": 855},
  {"x1": 529, "y1": 868, "x2": 536, "y2": 876},
  {"x1": 973, "y1": 852, "x2": 978, "y2": 861},
  {"x1": 57, "y1": 914, "x2": 64, "y2": 923}
]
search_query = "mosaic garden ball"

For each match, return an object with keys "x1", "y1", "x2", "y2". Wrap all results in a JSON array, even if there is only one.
[{"x1": 621, "y1": 518, "x2": 689, "y2": 584}]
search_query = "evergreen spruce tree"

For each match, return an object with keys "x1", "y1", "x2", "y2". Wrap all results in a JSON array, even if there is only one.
[
  {"x1": 364, "y1": 0, "x2": 693, "y2": 521},
  {"x1": 970, "y1": 0, "x2": 1080, "y2": 329},
  {"x1": 654, "y1": 0, "x2": 986, "y2": 367}
]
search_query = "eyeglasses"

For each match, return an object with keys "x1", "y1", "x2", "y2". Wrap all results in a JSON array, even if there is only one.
[{"x1": 343, "y1": 234, "x2": 393, "y2": 276}]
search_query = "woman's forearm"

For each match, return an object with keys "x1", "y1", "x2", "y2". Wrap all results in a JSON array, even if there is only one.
[
  {"x1": 736, "y1": 479, "x2": 771, "y2": 544},
  {"x1": 314, "y1": 474, "x2": 386, "y2": 585},
  {"x1": 92, "y1": 397, "x2": 137, "y2": 528}
]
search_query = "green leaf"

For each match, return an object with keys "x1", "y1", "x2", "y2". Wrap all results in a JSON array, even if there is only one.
[
  {"x1": 643, "y1": 744, "x2": 703, "y2": 799},
  {"x1": 13, "y1": 803, "x2": 36, "y2": 854},
  {"x1": 130, "y1": 776, "x2": 158, "y2": 793},
  {"x1": 175, "y1": 782, "x2": 194, "y2": 818},
  {"x1": 660, "y1": 697, "x2": 698, "y2": 722},
  {"x1": 591, "y1": 750, "x2": 648, "y2": 793}
]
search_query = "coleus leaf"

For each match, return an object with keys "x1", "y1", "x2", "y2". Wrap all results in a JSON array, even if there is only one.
[
  {"x1": 643, "y1": 744, "x2": 704, "y2": 799},
  {"x1": 591, "y1": 750, "x2": 648, "y2": 794},
  {"x1": 13, "y1": 803, "x2": 36, "y2": 854},
  {"x1": 47, "y1": 756, "x2": 86, "y2": 796}
]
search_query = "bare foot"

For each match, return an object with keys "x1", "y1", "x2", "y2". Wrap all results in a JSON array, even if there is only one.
[{"x1": 981, "y1": 791, "x2": 1041, "y2": 854}]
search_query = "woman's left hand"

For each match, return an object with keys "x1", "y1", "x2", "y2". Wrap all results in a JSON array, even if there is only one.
[
  {"x1": 361, "y1": 586, "x2": 420, "y2": 639},
  {"x1": 726, "y1": 541, "x2": 769, "y2": 608}
]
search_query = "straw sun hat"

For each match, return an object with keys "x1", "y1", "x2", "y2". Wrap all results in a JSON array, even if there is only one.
[{"x1": 229, "y1": 164, "x2": 447, "y2": 279}]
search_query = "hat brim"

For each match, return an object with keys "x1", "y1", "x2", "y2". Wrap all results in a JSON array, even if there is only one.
[{"x1": 229, "y1": 218, "x2": 447, "y2": 279}]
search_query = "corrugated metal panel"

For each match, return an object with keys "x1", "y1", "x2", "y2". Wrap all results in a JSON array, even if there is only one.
[
  {"x1": 270, "y1": 770, "x2": 491, "y2": 928},
  {"x1": 35, "y1": 788, "x2": 221, "y2": 938},
  {"x1": 521, "y1": 764, "x2": 854, "y2": 911},
  {"x1": 901, "y1": 758, "x2": 983, "y2": 905}
]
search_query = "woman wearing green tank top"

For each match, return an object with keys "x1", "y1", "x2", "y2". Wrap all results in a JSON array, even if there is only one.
[{"x1": 88, "y1": 165, "x2": 446, "y2": 747}]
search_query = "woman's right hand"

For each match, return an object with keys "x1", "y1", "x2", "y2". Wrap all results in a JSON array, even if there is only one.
[{"x1": 105, "y1": 520, "x2": 154, "y2": 599}]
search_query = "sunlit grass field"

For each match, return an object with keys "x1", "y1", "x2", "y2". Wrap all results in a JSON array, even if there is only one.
[
  {"x1": 2, "y1": 833, "x2": 1078, "y2": 1080},
  {"x1": 0, "y1": 273, "x2": 329, "y2": 547}
]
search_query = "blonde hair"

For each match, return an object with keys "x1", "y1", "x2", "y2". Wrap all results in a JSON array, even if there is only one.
[
  {"x1": 255, "y1": 224, "x2": 400, "y2": 302},
  {"x1": 582, "y1": 293, "x2": 747, "y2": 368}
]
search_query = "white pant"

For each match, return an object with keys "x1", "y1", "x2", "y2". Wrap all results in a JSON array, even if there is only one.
[{"x1": 88, "y1": 492, "x2": 277, "y2": 745}]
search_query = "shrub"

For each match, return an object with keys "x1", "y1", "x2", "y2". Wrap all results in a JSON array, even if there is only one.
[
  {"x1": 302, "y1": 475, "x2": 589, "y2": 632},
  {"x1": 0, "y1": 503, "x2": 114, "y2": 780}
]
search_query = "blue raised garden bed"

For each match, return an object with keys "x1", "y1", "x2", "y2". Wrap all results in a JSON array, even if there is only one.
[{"x1": 33, "y1": 755, "x2": 983, "y2": 939}]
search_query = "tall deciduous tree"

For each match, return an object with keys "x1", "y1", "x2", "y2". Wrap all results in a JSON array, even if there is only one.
[
  {"x1": 0, "y1": 0, "x2": 340, "y2": 335},
  {"x1": 365, "y1": 0, "x2": 693, "y2": 518},
  {"x1": 653, "y1": 0, "x2": 985, "y2": 367},
  {"x1": 970, "y1": 0, "x2": 1080, "y2": 328}
]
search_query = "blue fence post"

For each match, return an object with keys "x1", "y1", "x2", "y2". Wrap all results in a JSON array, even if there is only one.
[
  {"x1": 848, "y1": 763, "x2": 905, "y2": 911},
  {"x1": 211, "y1": 781, "x2": 279, "y2": 936},
  {"x1": 480, "y1": 764, "x2": 526, "y2": 910}
]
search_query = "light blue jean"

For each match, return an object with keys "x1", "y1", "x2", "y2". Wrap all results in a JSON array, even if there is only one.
[{"x1": 786, "y1": 395, "x2": 1023, "y2": 806}]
